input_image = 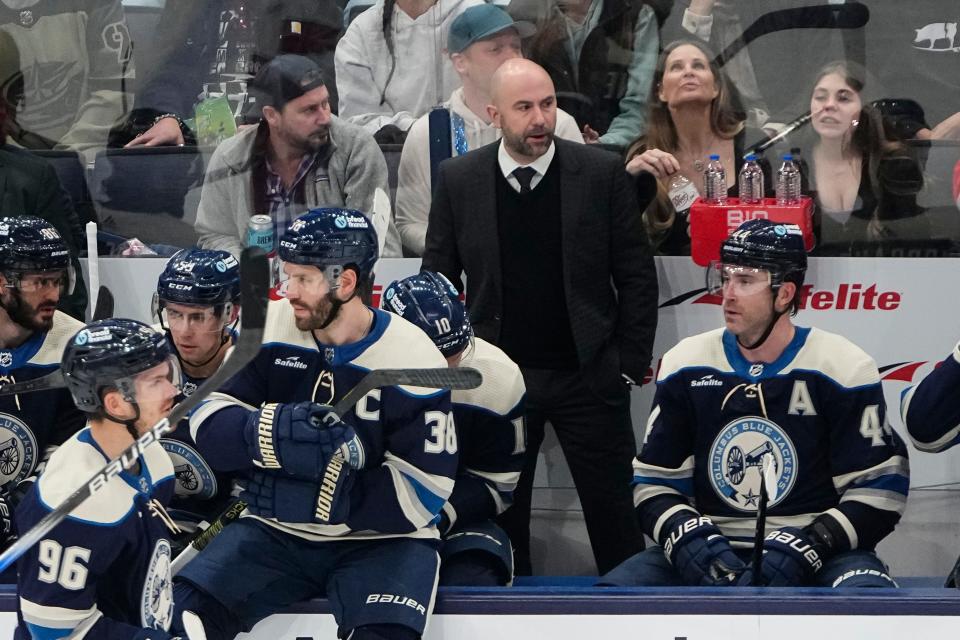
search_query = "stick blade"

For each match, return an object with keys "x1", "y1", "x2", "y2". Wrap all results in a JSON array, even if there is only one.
[
  {"x1": 92, "y1": 286, "x2": 114, "y2": 321},
  {"x1": 238, "y1": 247, "x2": 270, "y2": 334}
]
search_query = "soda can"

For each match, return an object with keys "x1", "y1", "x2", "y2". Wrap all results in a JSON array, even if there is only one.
[{"x1": 246, "y1": 214, "x2": 274, "y2": 251}]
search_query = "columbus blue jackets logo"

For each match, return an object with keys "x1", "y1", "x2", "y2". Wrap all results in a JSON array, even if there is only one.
[
  {"x1": 161, "y1": 439, "x2": 217, "y2": 499},
  {"x1": 0, "y1": 413, "x2": 37, "y2": 485},
  {"x1": 141, "y1": 539, "x2": 173, "y2": 631},
  {"x1": 709, "y1": 417, "x2": 797, "y2": 512}
]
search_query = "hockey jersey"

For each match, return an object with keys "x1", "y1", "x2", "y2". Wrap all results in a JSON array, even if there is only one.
[
  {"x1": 900, "y1": 341, "x2": 960, "y2": 453},
  {"x1": 634, "y1": 327, "x2": 909, "y2": 551},
  {"x1": 0, "y1": 311, "x2": 85, "y2": 497},
  {"x1": 16, "y1": 428, "x2": 177, "y2": 639},
  {"x1": 442, "y1": 337, "x2": 525, "y2": 530},
  {"x1": 189, "y1": 300, "x2": 457, "y2": 541}
]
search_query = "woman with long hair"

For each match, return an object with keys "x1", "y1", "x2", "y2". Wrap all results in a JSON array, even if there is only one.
[
  {"x1": 623, "y1": 39, "x2": 764, "y2": 254},
  {"x1": 803, "y1": 61, "x2": 925, "y2": 255}
]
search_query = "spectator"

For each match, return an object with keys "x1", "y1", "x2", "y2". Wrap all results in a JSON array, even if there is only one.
[
  {"x1": 394, "y1": 3, "x2": 583, "y2": 256},
  {"x1": 335, "y1": 0, "x2": 483, "y2": 140},
  {"x1": 0, "y1": 31, "x2": 87, "y2": 319},
  {"x1": 624, "y1": 39, "x2": 766, "y2": 255},
  {"x1": 799, "y1": 61, "x2": 926, "y2": 256},
  {"x1": 126, "y1": 0, "x2": 344, "y2": 148},
  {"x1": 0, "y1": 0, "x2": 134, "y2": 153},
  {"x1": 423, "y1": 58, "x2": 659, "y2": 576},
  {"x1": 194, "y1": 54, "x2": 400, "y2": 256},
  {"x1": 507, "y1": 0, "x2": 660, "y2": 147}
]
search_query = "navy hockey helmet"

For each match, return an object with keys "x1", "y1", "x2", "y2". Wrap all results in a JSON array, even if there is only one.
[
  {"x1": 62, "y1": 319, "x2": 180, "y2": 414},
  {"x1": 156, "y1": 249, "x2": 241, "y2": 307},
  {"x1": 0, "y1": 215, "x2": 70, "y2": 273},
  {"x1": 719, "y1": 219, "x2": 807, "y2": 286},
  {"x1": 382, "y1": 271, "x2": 472, "y2": 357},
  {"x1": 278, "y1": 207, "x2": 379, "y2": 287}
]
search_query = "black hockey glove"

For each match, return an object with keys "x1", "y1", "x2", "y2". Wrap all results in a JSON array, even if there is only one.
[
  {"x1": 243, "y1": 401, "x2": 364, "y2": 480},
  {"x1": 241, "y1": 458, "x2": 355, "y2": 525},
  {"x1": 737, "y1": 527, "x2": 825, "y2": 587},
  {"x1": 0, "y1": 491, "x2": 16, "y2": 548},
  {"x1": 661, "y1": 513, "x2": 745, "y2": 586}
]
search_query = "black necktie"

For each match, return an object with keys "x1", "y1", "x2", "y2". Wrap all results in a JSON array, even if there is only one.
[{"x1": 512, "y1": 167, "x2": 536, "y2": 194}]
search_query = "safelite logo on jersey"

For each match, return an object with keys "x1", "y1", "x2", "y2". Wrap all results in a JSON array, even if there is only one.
[{"x1": 660, "y1": 283, "x2": 902, "y2": 311}]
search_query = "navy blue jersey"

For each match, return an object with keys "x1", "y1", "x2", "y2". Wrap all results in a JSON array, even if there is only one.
[
  {"x1": 0, "y1": 312, "x2": 85, "y2": 496},
  {"x1": 160, "y1": 330, "x2": 239, "y2": 527},
  {"x1": 189, "y1": 301, "x2": 457, "y2": 542},
  {"x1": 901, "y1": 343, "x2": 960, "y2": 453},
  {"x1": 443, "y1": 338, "x2": 525, "y2": 530},
  {"x1": 634, "y1": 327, "x2": 909, "y2": 551},
  {"x1": 16, "y1": 429, "x2": 177, "y2": 639}
]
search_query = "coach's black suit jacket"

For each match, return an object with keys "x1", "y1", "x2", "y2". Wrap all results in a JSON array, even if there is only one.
[{"x1": 422, "y1": 138, "x2": 658, "y2": 402}]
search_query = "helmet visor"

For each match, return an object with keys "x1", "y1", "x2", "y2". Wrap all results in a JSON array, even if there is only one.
[
  {"x1": 154, "y1": 296, "x2": 233, "y2": 334},
  {"x1": 276, "y1": 262, "x2": 342, "y2": 298},
  {"x1": 706, "y1": 261, "x2": 773, "y2": 297},
  {"x1": 118, "y1": 355, "x2": 183, "y2": 405},
  {"x1": 5, "y1": 267, "x2": 75, "y2": 297}
]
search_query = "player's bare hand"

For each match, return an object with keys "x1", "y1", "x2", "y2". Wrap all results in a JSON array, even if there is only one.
[
  {"x1": 125, "y1": 117, "x2": 184, "y2": 148},
  {"x1": 626, "y1": 148, "x2": 680, "y2": 180}
]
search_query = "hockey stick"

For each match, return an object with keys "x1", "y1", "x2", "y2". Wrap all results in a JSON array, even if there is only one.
[
  {"x1": 0, "y1": 247, "x2": 270, "y2": 575},
  {"x1": 170, "y1": 366, "x2": 483, "y2": 574},
  {"x1": 92, "y1": 285, "x2": 114, "y2": 321},
  {"x1": 750, "y1": 454, "x2": 778, "y2": 586}
]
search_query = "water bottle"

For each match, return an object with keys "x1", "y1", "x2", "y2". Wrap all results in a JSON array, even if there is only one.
[
  {"x1": 667, "y1": 173, "x2": 700, "y2": 215},
  {"x1": 776, "y1": 154, "x2": 801, "y2": 205},
  {"x1": 738, "y1": 154, "x2": 765, "y2": 204},
  {"x1": 703, "y1": 154, "x2": 727, "y2": 205}
]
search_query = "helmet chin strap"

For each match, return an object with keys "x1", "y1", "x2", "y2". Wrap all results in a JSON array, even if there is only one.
[
  {"x1": 736, "y1": 290, "x2": 788, "y2": 351},
  {"x1": 104, "y1": 403, "x2": 142, "y2": 442},
  {"x1": 318, "y1": 287, "x2": 359, "y2": 330}
]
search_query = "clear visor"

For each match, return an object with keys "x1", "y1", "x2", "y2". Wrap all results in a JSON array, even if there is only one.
[
  {"x1": 276, "y1": 262, "x2": 342, "y2": 299},
  {"x1": 153, "y1": 295, "x2": 233, "y2": 334},
  {"x1": 5, "y1": 266, "x2": 75, "y2": 296},
  {"x1": 706, "y1": 262, "x2": 774, "y2": 297},
  {"x1": 117, "y1": 355, "x2": 183, "y2": 405}
]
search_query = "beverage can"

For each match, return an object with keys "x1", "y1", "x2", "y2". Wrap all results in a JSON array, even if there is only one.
[{"x1": 246, "y1": 214, "x2": 274, "y2": 251}]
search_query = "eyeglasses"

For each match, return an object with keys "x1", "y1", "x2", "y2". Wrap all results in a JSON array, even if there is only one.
[{"x1": 706, "y1": 262, "x2": 773, "y2": 297}]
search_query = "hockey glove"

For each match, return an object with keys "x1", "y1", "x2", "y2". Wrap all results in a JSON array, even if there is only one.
[
  {"x1": 737, "y1": 527, "x2": 825, "y2": 587},
  {"x1": 661, "y1": 513, "x2": 745, "y2": 586},
  {"x1": 241, "y1": 458, "x2": 355, "y2": 525},
  {"x1": 0, "y1": 492, "x2": 15, "y2": 548},
  {"x1": 243, "y1": 401, "x2": 365, "y2": 480}
]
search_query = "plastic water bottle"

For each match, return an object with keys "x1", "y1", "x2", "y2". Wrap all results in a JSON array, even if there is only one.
[
  {"x1": 667, "y1": 173, "x2": 700, "y2": 215},
  {"x1": 738, "y1": 154, "x2": 765, "y2": 204},
  {"x1": 776, "y1": 154, "x2": 801, "y2": 205},
  {"x1": 703, "y1": 154, "x2": 727, "y2": 205}
]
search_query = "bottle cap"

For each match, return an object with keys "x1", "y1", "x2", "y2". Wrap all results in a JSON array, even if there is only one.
[
  {"x1": 783, "y1": 154, "x2": 793, "y2": 161},
  {"x1": 745, "y1": 154, "x2": 757, "y2": 161},
  {"x1": 709, "y1": 154, "x2": 720, "y2": 161}
]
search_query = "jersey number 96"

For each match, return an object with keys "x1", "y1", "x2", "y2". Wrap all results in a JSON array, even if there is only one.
[{"x1": 38, "y1": 539, "x2": 90, "y2": 591}]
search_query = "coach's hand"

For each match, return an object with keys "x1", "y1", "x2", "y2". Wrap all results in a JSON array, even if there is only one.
[
  {"x1": 243, "y1": 401, "x2": 364, "y2": 479},
  {"x1": 661, "y1": 513, "x2": 745, "y2": 586},
  {"x1": 241, "y1": 462, "x2": 354, "y2": 525}
]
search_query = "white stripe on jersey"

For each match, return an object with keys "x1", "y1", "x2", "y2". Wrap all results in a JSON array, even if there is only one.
[
  {"x1": 20, "y1": 596, "x2": 101, "y2": 637},
  {"x1": 652, "y1": 504, "x2": 698, "y2": 542},
  {"x1": 831, "y1": 455, "x2": 908, "y2": 492},
  {"x1": 189, "y1": 392, "x2": 257, "y2": 442},
  {"x1": 824, "y1": 507, "x2": 859, "y2": 549},
  {"x1": 841, "y1": 488, "x2": 908, "y2": 511},
  {"x1": 710, "y1": 513, "x2": 820, "y2": 547},
  {"x1": 463, "y1": 468, "x2": 520, "y2": 494}
]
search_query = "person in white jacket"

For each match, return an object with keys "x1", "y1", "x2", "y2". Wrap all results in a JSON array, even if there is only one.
[
  {"x1": 335, "y1": 0, "x2": 483, "y2": 137},
  {"x1": 395, "y1": 3, "x2": 584, "y2": 256}
]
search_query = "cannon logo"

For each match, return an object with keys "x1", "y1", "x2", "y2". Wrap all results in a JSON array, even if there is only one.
[
  {"x1": 0, "y1": 413, "x2": 37, "y2": 485},
  {"x1": 161, "y1": 439, "x2": 217, "y2": 499},
  {"x1": 709, "y1": 416, "x2": 796, "y2": 512}
]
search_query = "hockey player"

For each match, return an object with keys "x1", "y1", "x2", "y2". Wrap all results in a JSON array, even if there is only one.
[
  {"x1": 16, "y1": 319, "x2": 185, "y2": 638},
  {"x1": 382, "y1": 270, "x2": 524, "y2": 585},
  {"x1": 900, "y1": 344, "x2": 960, "y2": 453},
  {"x1": 601, "y1": 219, "x2": 909, "y2": 588},
  {"x1": 0, "y1": 216, "x2": 85, "y2": 569},
  {"x1": 153, "y1": 249, "x2": 241, "y2": 535},
  {"x1": 172, "y1": 207, "x2": 456, "y2": 640}
]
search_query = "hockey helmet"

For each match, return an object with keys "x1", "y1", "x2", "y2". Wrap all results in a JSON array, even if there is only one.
[
  {"x1": 278, "y1": 207, "x2": 378, "y2": 288},
  {"x1": 382, "y1": 271, "x2": 472, "y2": 357},
  {"x1": 63, "y1": 319, "x2": 181, "y2": 413}
]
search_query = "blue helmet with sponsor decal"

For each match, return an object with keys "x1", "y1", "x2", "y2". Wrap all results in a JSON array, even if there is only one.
[
  {"x1": 0, "y1": 215, "x2": 70, "y2": 273},
  {"x1": 156, "y1": 248, "x2": 241, "y2": 307},
  {"x1": 382, "y1": 271, "x2": 472, "y2": 358},
  {"x1": 720, "y1": 219, "x2": 807, "y2": 287},
  {"x1": 278, "y1": 207, "x2": 379, "y2": 287},
  {"x1": 62, "y1": 319, "x2": 180, "y2": 415}
]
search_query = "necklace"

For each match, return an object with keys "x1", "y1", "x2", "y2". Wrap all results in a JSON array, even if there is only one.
[
  {"x1": 683, "y1": 133, "x2": 719, "y2": 173},
  {"x1": 694, "y1": 158, "x2": 706, "y2": 172}
]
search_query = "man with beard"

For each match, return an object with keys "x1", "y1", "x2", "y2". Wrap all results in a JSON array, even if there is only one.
[
  {"x1": 423, "y1": 58, "x2": 659, "y2": 575},
  {"x1": 152, "y1": 248, "x2": 241, "y2": 546},
  {"x1": 0, "y1": 216, "x2": 84, "y2": 580},
  {"x1": 195, "y1": 54, "x2": 398, "y2": 257},
  {"x1": 172, "y1": 208, "x2": 456, "y2": 640}
]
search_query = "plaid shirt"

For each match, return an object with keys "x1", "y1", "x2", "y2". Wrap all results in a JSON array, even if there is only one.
[{"x1": 265, "y1": 152, "x2": 319, "y2": 240}]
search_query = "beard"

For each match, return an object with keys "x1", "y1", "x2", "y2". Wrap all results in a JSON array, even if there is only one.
[
  {"x1": 287, "y1": 125, "x2": 330, "y2": 154},
  {"x1": 290, "y1": 293, "x2": 337, "y2": 331},
  {"x1": 501, "y1": 124, "x2": 554, "y2": 159},
  {"x1": 3, "y1": 291, "x2": 55, "y2": 333}
]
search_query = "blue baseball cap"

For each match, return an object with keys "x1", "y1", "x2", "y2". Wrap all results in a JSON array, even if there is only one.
[{"x1": 448, "y1": 4, "x2": 535, "y2": 54}]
